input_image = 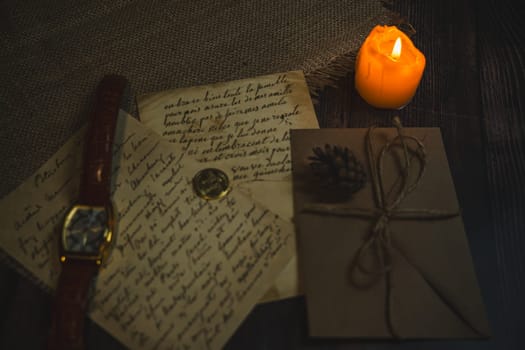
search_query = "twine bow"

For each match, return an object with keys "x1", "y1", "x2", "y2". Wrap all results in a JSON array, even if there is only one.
[{"x1": 302, "y1": 117, "x2": 460, "y2": 338}]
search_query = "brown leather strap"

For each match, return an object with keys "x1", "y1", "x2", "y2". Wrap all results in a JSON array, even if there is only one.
[
  {"x1": 48, "y1": 74, "x2": 128, "y2": 349},
  {"x1": 48, "y1": 260, "x2": 99, "y2": 350},
  {"x1": 79, "y1": 74, "x2": 128, "y2": 206}
]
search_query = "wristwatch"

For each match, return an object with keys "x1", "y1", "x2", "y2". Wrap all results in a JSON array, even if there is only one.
[{"x1": 47, "y1": 74, "x2": 129, "y2": 350}]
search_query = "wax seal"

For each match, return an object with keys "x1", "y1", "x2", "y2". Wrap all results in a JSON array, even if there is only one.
[{"x1": 193, "y1": 168, "x2": 231, "y2": 200}]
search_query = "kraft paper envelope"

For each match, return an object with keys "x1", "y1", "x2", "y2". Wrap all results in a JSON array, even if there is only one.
[{"x1": 290, "y1": 127, "x2": 490, "y2": 339}]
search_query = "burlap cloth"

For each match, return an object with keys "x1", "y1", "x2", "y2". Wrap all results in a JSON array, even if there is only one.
[{"x1": 0, "y1": 0, "x2": 396, "y2": 198}]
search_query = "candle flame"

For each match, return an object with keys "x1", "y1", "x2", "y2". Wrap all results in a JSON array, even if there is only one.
[{"x1": 391, "y1": 37, "x2": 402, "y2": 59}]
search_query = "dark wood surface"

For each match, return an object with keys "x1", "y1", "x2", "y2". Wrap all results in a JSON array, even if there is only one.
[
  {"x1": 228, "y1": 0, "x2": 525, "y2": 349},
  {"x1": 1, "y1": 0, "x2": 524, "y2": 349}
]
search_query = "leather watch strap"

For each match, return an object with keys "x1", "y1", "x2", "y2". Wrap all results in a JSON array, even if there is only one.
[
  {"x1": 48, "y1": 74, "x2": 128, "y2": 349},
  {"x1": 48, "y1": 260, "x2": 98, "y2": 350},
  {"x1": 79, "y1": 74, "x2": 128, "y2": 206}
]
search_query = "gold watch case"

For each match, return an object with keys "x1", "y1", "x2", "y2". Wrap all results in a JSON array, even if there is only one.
[{"x1": 60, "y1": 203, "x2": 116, "y2": 265}]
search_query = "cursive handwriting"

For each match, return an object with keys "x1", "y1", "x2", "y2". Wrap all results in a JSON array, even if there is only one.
[
  {"x1": 93, "y1": 118, "x2": 295, "y2": 349},
  {"x1": 1, "y1": 106, "x2": 296, "y2": 350},
  {"x1": 139, "y1": 71, "x2": 319, "y2": 184}
]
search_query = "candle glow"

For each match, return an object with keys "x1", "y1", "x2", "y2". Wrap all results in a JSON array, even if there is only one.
[
  {"x1": 355, "y1": 25, "x2": 426, "y2": 109},
  {"x1": 391, "y1": 37, "x2": 402, "y2": 60}
]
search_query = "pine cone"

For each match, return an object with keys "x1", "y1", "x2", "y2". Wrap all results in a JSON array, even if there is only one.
[{"x1": 308, "y1": 144, "x2": 366, "y2": 201}]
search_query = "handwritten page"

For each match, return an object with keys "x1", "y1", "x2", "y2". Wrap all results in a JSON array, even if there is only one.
[
  {"x1": 0, "y1": 113, "x2": 296, "y2": 349},
  {"x1": 137, "y1": 70, "x2": 319, "y2": 301}
]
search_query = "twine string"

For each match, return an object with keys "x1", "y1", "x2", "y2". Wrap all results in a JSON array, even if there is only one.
[{"x1": 302, "y1": 117, "x2": 460, "y2": 338}]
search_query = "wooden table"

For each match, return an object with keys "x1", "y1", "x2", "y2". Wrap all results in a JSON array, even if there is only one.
[
  {"x1": 1, "y1": 0, "x2": 523, "y2": 349},
  {"x1": 226, "y1": 0, "x2": 525, "y2": 349}
]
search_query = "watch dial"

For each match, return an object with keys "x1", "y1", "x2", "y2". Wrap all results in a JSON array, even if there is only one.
[{"x1": 63, "y1": 206, "x2": 109, "y2": 254}]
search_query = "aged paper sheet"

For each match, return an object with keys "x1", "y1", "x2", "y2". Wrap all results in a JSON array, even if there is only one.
[
  {"x1": 0, "y1": 113, "x2": 296, "y2": 349},
  {"x1": 137, "y1": 71, "x2": 319, "y2": 301}
]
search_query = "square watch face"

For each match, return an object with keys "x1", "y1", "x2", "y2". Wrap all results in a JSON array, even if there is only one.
[{"x1": 62, "y1": 205, "x2": 110, "y2": 254}]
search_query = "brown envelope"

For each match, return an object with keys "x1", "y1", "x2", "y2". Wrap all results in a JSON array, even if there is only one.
[{"x1": 290, "y1": 127, "x2": 490, "y2": 339}]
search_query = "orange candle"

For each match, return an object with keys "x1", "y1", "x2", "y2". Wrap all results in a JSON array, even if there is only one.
[{"x1": 355, "y1": 25, "x2": 426, "y2": 109}]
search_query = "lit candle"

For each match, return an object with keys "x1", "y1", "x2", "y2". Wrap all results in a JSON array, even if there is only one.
[{"x1": 355, "y1": 25, "x2": 426, "y2": 109}]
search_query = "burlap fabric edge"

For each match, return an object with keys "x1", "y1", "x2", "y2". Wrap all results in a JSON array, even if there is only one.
[{"x1": 0, "y1": 0, "x2": 402, "y2": 293}]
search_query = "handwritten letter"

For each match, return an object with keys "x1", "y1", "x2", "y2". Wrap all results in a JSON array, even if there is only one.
[
  {"x1": 138, "y1": 71, "x2": 318, "y2": 184},
  {"x1": 0, "y1": 114, "x2": 296, "y2": 349},
  {"x1": 137, "y1": 71, "x2": 319, "y2": 300}
]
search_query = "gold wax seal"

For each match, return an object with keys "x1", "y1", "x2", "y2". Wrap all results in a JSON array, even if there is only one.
[{"x1": 192, "y1": 168, "x2": 231, "y2": 200}]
